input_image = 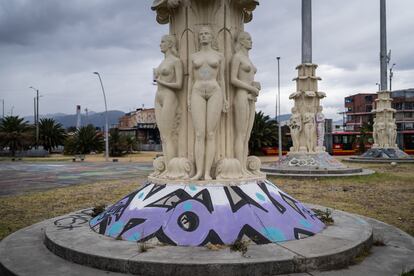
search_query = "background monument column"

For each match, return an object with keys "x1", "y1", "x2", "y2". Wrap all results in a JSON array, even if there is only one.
[
  {"x1": 263, "y1": 0, "x2": 365, "y2": 175},
  {"x1": 345, "y1": 0, "x2": 413, "y2": 162}
]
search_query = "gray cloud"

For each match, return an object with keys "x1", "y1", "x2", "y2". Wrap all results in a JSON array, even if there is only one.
[{"x1": 0, "y1": 0, "x2": 413, "y2": 120}]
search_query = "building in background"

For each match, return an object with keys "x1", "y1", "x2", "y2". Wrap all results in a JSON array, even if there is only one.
[
  {"x1": 118, "y1": 108, "x2": 160, "y2": 150},
  {"x1": 341, "y1": 88, "x2": 414, "y2": 132},
  {"x1": 392, "y1": 88, "x2": 414, "y2": 131},
  {"x1": 341, "y1": 93, "x2": 377, "y2": 131},
  {"x1": 336, "y1": 88, "x2": 414, "y2": 155}
]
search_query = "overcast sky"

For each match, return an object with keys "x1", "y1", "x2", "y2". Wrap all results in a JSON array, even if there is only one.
[{"x1": 1, "y1": 0, "x2": 413, "y2": 120}]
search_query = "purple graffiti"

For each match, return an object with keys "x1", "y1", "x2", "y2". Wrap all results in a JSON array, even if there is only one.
[{"x1": 89, "y1": 180, "x2": 325, "y2": 246}]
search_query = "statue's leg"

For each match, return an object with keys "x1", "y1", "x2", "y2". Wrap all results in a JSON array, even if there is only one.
[
  {"x1": 234, "y1": 91, "x2": 249, "y2": 174},
  {"x1": 191, "y1": 92, "x2": 207, "y2": 180},
  {"x1": 244, "y1": 100, "x2": 256, "y2": 172},
  {"x1": 204, "y1": 90, "x2": 223, "y2": 180},
  {"x1": 162, "y1": 92, "x2": 178, "y2": 165},
  {"x1": 155, "y1": 95, "x2": 168, "y2": 163}
]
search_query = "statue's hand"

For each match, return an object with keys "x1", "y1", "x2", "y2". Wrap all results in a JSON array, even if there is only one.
[{"x1": 252, "y1": 81, "x2": 261, "y2": 91}]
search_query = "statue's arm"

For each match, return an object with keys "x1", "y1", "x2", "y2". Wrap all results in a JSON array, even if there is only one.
[
  {"x1": 187, "y1": 56, "x2": 193, "y2": 110},
  {"x1": 219, "y1": 54, "x2": 228, "y2": 112},
  {"x1": 230, "y1": 55, "x2": 259, "y2": 95},
  {"x1": 156, "y1": 59, "x2": 183, "y2": 90}
]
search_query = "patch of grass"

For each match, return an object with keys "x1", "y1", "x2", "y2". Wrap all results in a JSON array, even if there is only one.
[
  {"x1": 206, "y1": 243, "x2": 227, "y2": 251},
  {"x1": 138, "y1": 241, "x2": 153, "y2": 253},
  {"x1": 91, "y1": 204, "x2": 106, "y2": 217},
  {"x1": 268, "y1": 162, "x2": 414, "y2": 237},
  {"x1": 229, "y1": 240, "x2": 249, "y2": 256},
  {"x1": 312, "y1": 208, "x2": 334, "y2": 225},
  {"x1": 0, "y1": 178, "x2": 145, "y2": 240}
]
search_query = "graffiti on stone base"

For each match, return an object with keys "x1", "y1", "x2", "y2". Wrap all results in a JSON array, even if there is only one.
[{"x1": 54, "y1": 209, "x2": 92, "y2": 230}]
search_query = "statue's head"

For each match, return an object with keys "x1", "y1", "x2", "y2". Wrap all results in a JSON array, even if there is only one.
[
  {"x1": 317, "y1": 106, "x2": 323, "y2": 112},
  {"x1": 235, "y1": 31, "x2": 252, "y2": 52},
  {"x1": 198, "y1": 26, "x2": 218, "y2": 50},
  {"x1": 160, "y1": 34, "x2": 178, "y2": 57}
]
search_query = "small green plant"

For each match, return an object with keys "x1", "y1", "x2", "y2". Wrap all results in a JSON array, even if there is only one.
[
  {"x1": 372, "y1": 236, "x2": 386, "y2": 246},
  {"x1": 400, "y1": 269, "x2": 414, "y2": 276},
  {"x1": 312, "y1": 208, "x2": 334, "y2": 225},
  {"x1": 351, "y1": 246, "x2": 371, "y2": 264},
  {"x1": 230, "y1": 240, "x2": 249, "y2": 256},
  {"x1": 138, "y1": 241, "x2": 151, "y2": 253},
  {"x1": 91, "y1": 204, "x2": 106, "y2": 217}
]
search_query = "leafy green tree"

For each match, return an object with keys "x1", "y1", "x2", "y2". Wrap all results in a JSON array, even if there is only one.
[
  {"x1": 64, "y1": 125, "x2": 104, "y2": 155},
  {"x1": 357, "y1": 121, "x2": 373, "y2": 154},
  {"x1": 109, "y1": 128, "x2": 126, "y2": 157},
  {"x1": 0, "y1": 116, "x2": 32, "y2": 156},
  {"x1": 109, "y1": 129, "x2": 138, "y2": 156},
  {"x1": 39, "y1": 118, "x2": 66, "y2": 152},
  {"x1": 248, "y1": 111, "x2": 278, "y2": 155},
  {"x1": 125, "y1": 135, "x2": 138, "y2": 153}
]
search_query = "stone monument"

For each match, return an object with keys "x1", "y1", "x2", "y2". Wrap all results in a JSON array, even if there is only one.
[
  {"x1": 262, "y1": 0, "x2": 365, "y2": 176},
  {"x1": 89, "y1": 0, "x2": 325, "y2": 246},
  {"x1": 347, "y1": 0, "x2": 413, "y2": 163}
]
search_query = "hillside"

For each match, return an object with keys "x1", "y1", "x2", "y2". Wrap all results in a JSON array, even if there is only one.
[{"x1": 24, "y1": 110, "x2": 125, "y2": 129}]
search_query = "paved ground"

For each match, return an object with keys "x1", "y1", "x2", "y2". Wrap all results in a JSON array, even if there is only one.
[{"x1": 0, "y1": 162, "x2": 153, "y2": 196}]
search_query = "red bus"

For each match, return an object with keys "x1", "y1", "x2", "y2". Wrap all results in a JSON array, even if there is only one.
[{"x1": 331, "y1": 131, "x2": 414, "y2": 155}]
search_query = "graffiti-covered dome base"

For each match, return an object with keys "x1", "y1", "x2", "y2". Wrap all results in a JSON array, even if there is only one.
[{"x1": 89, "y1": 180, "x2": 325, "y2": 246}]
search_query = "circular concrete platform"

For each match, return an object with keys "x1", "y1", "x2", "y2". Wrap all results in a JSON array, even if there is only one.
[
  {"x1": 0, "y1": 206, "x2": 380, "y2": 276},
  {"x1": 344, "y1": 157, "x2": 414, "y2": 164},
  {"x1": 262, "y1": 166, "x2": 375, "y2": 178},
  {"x1": 262, "y1": 152, "x2": 373, "y2": 178}
]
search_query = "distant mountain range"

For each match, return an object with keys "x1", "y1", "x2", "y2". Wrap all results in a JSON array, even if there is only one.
[{"x1": 24, "y1": 110, "x2": 125, "y2": 129}]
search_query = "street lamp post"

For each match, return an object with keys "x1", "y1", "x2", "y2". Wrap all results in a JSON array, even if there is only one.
[
  {"x1": 93, "y1": 72, "x2": 109, "y2": 162},
  {"x1": 1, "y1": 99, "x2": 4, "y2": 119},
  {"x1": 29, "y1": 86, "x2": 39, "y2": 148},
  {"x1": 276, "y1": 57, "x2": 282, "y2": 162},
  {"x1": 389, "y1": 63, "x2": 396, "y2": 91},
  {"x1": 376, "y1": 82, "x2": 381, "y2": 92}
]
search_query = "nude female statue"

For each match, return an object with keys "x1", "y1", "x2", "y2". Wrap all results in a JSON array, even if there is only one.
[
  {"x1": 154, "y1": 35, "x2": 183, "y2": 167},
  {"x1": 188, "y1": 26, "x2": 228, "y2": 180},
  {"x1": 303, "y1": 112, "x2": 316, "y2": 152},
  {"x1": 315, "y1": 106, "x2": 325, "y2": 148},
  {"x1": 231, "y1": 31, "x2": 260, "y2": 175},
  {"x1": 289, "y1": 107, "x2": 302, "y2": 152}
]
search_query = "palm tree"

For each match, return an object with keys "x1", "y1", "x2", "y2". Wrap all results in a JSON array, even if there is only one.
[
  {"x1": 357, "y1": 121, "x2": 373, "y2": 154},
  {"x1": 74, "y1": 125, "x2": 104, "y2": 154},
  {"x1": 39, "y1": 118, "x2": 66, "y2": 152},
  {"x1": 248, "y1": 111, "x2": 278, "y2": 155},
  {"x1": 0, "y1": 116, "x2": 32, "y2": 156},
  {"x1": 109, "y1": 128, "x2": 125, "y2": 157}
]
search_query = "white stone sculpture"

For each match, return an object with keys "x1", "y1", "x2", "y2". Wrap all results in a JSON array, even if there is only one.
[
  {"x1": 150, "y1": 0, "x2": 264, "y2": 182},
  {"x1": 154, "y1": 35, "x2": 183, "y2": 168},
  {"x1": 287, "y1": 64, "x2": 325, "y2": 155},
  {"x1": 188, "y1": 26, "x2": 228, "y2": 180},
  {"x1": 289, "y1": 107, "x2": 302, "y2": 152},
  {"x1": 315, "y1": 105, "x2": 325, "y2": 150},
  {"x1": 303, "y1": 112, "x2": 316, "y2": 153},
  {"x1": 231, "y1": 31, "x2": 260, "y2": 175},
  {"x1": 372, "y1": 91, "x2": 398, "y2": 148},
  {"x1": 150, "y1": 156, "x2": 166, "y2": 177},
  {"x1": 388, "y1": 119, "x2": 397, "y2": 147}
]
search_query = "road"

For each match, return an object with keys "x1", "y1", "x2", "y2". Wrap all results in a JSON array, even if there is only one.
[{"x1": 0, "y1": 161, "x2": 153, "y2": 196}]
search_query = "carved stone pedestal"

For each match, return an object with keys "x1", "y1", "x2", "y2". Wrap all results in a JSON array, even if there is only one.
[
  {"x1": 348, "y1": 90, "x2": 414, "y2": 163},
  {"x1": 89, "y1": 179, "x2": 325, "y2": 246},
  {"x1": 266, "y1": 64, "x2": 365, "y2": 176}
]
